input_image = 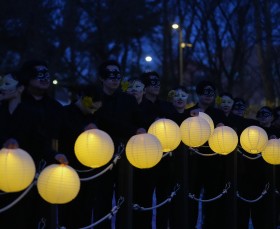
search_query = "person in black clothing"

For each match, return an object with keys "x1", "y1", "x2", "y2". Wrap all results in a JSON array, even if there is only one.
[
  {"x1": 131, "y1": 71, "x2": 171, "y2": 229},
  {"x1": 236, "y1": 106, "x2": 277, "y2": 229},
  {"x1": 184, "y1": 80, "x2": 227, "y2": 229},
  {"x1": 122, "y1": 76, "x2": 154, "y2": 228},
  {"x1": 94, "y1": 60, "x2": 146, "y2": 229},
  {"x1": 0, "y1": 72, "x2": 24, "y2": 146},
  {"x1": 0, "y1": 60, "x2": 67, "y2": 229},
  {"x1": 58, "y1": 84, "x2": 103, "y2": 228},
  {"x1": 216, "y1": 94, "x2": 258, "y2": 229},
  {"x1": 164, "y1": 86, "x2": 191, "y2": 228},
  {"x1": 0, "y1": 72, "x2": 26, "y2": 228}
]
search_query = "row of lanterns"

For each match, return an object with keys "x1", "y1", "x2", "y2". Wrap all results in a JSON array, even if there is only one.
[{"x1": 1, "y1": 112, "x2": 279, "y2": 205}]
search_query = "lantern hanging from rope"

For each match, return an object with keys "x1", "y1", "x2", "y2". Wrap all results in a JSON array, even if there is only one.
[
  {"x1": 199, "y1": 112, "x2": 214, "y2": 135},
  {"x1": 180, "y1": 116, "x2": 211, "y2": 147},
  {"x1": 261, "y1": 139, "x2": 280, "y2": 165},
  {"x1": 37, "y1": 164, "x2": 80, "y2": 204},
  {"x1": 74, "y1": 129, "x2": 114, "y2": 168},
  {"x1": 0, "y1": 139, "x2": 35, "y2": 192},
  {"x1": 208, "y1": 126, "x2": 238, "y2": 155},
  {"x1": 240, "y1": 125, "x2": 268, "y2": 154},
  {"x1": 126, "y1": 133, "x2": 162, "y2": 169},
  {"x1": 148, "y1": 118, "x2": 181, "y2": 152}
]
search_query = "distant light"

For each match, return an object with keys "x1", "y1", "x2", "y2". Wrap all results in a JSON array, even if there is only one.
[
  {"x1": 172, "y1": 24, "x2": 179, "y2": 29},
  {"x1": 145, "y1": 56, "x2": 152, "y2": 62},
  {"x1": 52, "y1": 79, "x2": 58, "y2": 85}
]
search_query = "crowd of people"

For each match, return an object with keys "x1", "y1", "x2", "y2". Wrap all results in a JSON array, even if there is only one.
[{"x1": 0, "y1": 59, "x2": 280, "y2": 229}]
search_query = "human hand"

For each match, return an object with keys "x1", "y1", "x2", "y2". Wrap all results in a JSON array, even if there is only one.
[
  {"x1": 136, "y1": 128, "x2": 146, "y2": 134},
  {"x1": 84, "y1": 123, "x2": 98, "y2": 131},
  {"x1": 55, "y1": 153, "x2": 69, "y2": 165},
  {"x1": 190, "y1": 108, "x2": 204, "y2": 116}
]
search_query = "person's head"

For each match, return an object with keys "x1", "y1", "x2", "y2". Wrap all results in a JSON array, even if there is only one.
[
  {"x1": 19, "y1": 60, "x2": 50, "y2": 93},
  {"x1": 141, "y1": 71, "x2": 161, "y2": 99},
  {"x1": 168, "y1": 86, "x2": 189, "y2": 112},
  {"x1": 231, "y1": 98, "x2": 247, "y2": 117},
  {"x1": 0, "y1": 72, "x2": 24, "y2": 101},
  {"x1": 122, "y1": 77, "x2": 145, "y2": 104},
  {"x1": 77, "y1": 84, "x2": 102, "y2": 114},
  {"x1": 256, "y1": 106, "x2": 274, "y2": 127},
  {"x1": 218, "y1": 92, "x2": 234, "y2": 116},
  {"x1": 0, "y1": 73, "x2": 19, "y2": 93},
  {"x1": 196, "y1": 80, "x2": 216, "y2": 107},
  {"x1": 98, "y1": 60, "x2": 122, "y2": 95}
]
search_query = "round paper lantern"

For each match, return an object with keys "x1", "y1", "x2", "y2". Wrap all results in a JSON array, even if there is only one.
[
  {"x1": 208, "y1": 126, "x2": 238, "y2": 155},
  {"x1": 180, "y1": 116, "x2": 211, "y2": 147},
  {"x1": 148, "y1": 118, "x2": 181, "y2": 152},
  {"x1": 37, "y1": 164, "x2": 80, "y2": 204},
  {"x1": 199, "y1": 112, "x2": 214, "y2": 134},
  {"x1": 240, "y1": 126, "x2": 268, "y2": 154},
  {"x1": 126, "y1": 133, "x2": 163, "y2": 169},
  {"x1": 74, "y1": 129, "x2": 114, "y2": 168},
  {"x1": 262, "y1": 139, "x2": 280, "y2": 165},
  {"x1": 0, "y1": 142, "x2": 35, "y2": 192}
]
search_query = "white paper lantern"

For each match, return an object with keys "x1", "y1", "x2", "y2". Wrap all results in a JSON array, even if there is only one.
[
  {"x1": 180, "y1": 116, "x2": 211, "y2": 147},
  {"x1": 148, "y1": 118, "x2": 181, "y2": 152},
  {"x1": 37, "y1": 164, "x2": 80, "y2": 204},
  {"x1": 199, "y1": 112, "x2": 214, "y2": 134},
  {"x1": 126, "y1": 133, "x2": 163, "y2": 169},
  {"x1": 262, "y1": 139, "x2": 280, "y2": 165},
  {"x1": 75, "y1": 129, "x2": 114, "y2": 168},
  {"x1": 0, "y1": 145, "x2": 35, "y2": 192},
  {"x1": 208, "y1": 126, "x2": 238, "y2": 155},
  {"x1": 240, "y1": 126, "x2": 268, "y2": 154}
]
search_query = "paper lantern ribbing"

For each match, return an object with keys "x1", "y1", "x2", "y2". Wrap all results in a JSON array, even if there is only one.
[
  {"x1": 208, "y1": 126, "x2": 238, "y2": 155},
  {"x1": 148, "y1": 118, "x2": 181, "y2": 152},
  {"x1": 180, "y1": 116, "x2": 211, "y2": 147},
  {"x1": 199, "y1": 112, "x2": 214, "y2": 134},
  {"x1": 74, "y1": 129, "x2": 114, "y2": 168},
  {"x1": 0, "y1": 146, "x2": 35, "y2": 192},
  {"x1": 240, "y1": 126, "x2": 268, "y2": 154},
  {"x1": 261, "y1": 139, "x2": 280, "y2": 165},
  {"x1": 126, "y1": 133, "x2": 163, "y2": 169},
  {"x1": 37, "y1": 164, "x2": 80, "y2": 204}
]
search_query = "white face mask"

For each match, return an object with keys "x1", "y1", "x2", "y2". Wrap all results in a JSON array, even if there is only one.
[
  {"x1": 173, "y1": 89, "x2": 189, "y2": 103},
  {"x1": 127, "y1": 80, "x2": 144, "y2": 93},
  {"x1": 0, "y1": 74, "x2": 18, "y2": 91},
  {"x1": 220, "y1": 96, "x2": 234, "y2": 110}
]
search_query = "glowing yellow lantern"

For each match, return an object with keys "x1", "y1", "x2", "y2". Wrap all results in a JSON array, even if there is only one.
[
  {"x1": 208, "y1": 126, "x2": 238, "y2": 155},
  {"x1": 148, "y1": 118, "x2": 181, "y2": 152},
  {"x1": 126, "y1": 133, "x2": 163, "y2": 169},
  {"x1": 199, "y1": 112, "x2": 214, "y2": 134},
  {"x1": 37, "y1": 164, "x2": 80, "y2": 204},
  {"x1": 261, "y1": 139, "x2": 280, "y2": 165},
  {"x1": 180, "y1": 116, "x2": 211, "y2": 147},
  {"x1": 240, "y1": 126, "x2": 268, "y2": 154},
  {"x1": 0, "y1": 141, "x2": 35, "y2": 192},
  {"x1": 74, "y1": 129, "x2": 114, "y2": 168}
]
